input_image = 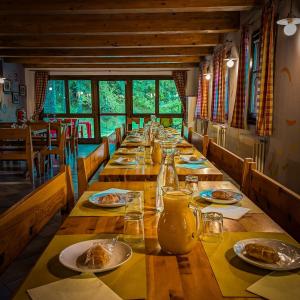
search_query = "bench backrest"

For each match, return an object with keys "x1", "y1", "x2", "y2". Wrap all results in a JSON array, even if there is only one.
[
  {"x1": 77, "y1": 138, "x2": 109, "y2": 197},
  {"x1": 189, "y1": 129, "x2": 209, "y2": 157},
  {"x1": 244, "y1": 167, "x2": 300, "y2": 242},
  {"x1": 0, "y1": 165, "x2": 74, "y2": 273},
  {"x1": 206, "y1": 139, "x2": 245, "y2": 185}
]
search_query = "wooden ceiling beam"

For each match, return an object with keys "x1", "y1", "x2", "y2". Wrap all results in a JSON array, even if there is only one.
[
  {"x1": 0, "y1": 12, "x2": 239, "y2": 35},
  {"x1": 4, "y1": 56, "x2": 201, "y2": 64},
  {"x1": 0, "y1": 33, "x2": 220, "y2": 48},
  {"x1": 0, "y1": 0, "x2": 261, "y2": 14},
  {"x1": 0, "y1": 47, "x2": 213, "y2": 57},
  {"x1": 24, "y1": 63, "x2": 197, "y2": 69}
]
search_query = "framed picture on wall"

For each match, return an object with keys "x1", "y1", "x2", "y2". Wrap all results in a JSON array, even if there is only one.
[
  {"x1": 3, "y1": 79, "x2": 12, "y2": 93},
  {"x1": 12, "y1": 92, "x2": 19, "y2": 104},
  {"x1": 19, "y1": 84, "x2": 26, "y2": 96}
]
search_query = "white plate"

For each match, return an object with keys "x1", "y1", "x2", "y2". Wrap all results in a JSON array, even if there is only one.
[
  {"x1": 199, "y1": 189, "x2": 243, "y2": 204},
  {"x1": 59, "y1": 239, "x2": 132, "y2": 273},
  {"x1": 234, "y1": 238, "x2": 300, "y2": 271},
  {"x1": 88, "y1": 192, "x2": 126, "y2": 208},
  {"x1": 114, "y1": 157, "x2": 137, "y2": 165},
  {"x1": 180, "y1": 155, "x2": 207, "y2": 164}
]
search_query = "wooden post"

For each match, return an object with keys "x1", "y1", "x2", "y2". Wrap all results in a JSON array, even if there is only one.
[{"x1": 241, "y1": 158, "x2": 256, "y2": 194}]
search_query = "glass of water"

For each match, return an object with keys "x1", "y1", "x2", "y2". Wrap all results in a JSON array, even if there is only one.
[
  {"x1": 201, "y1": 212, "x2": 223, "y2": 243},
  {"x1": 123, "y1": 192, "x2": 144, "y2": 244},
  {"x1": 185, "y1": 175, "x2": 199, "y2": 194}
]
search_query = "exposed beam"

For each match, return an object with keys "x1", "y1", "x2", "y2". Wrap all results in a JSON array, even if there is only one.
[
  {"x1": 0, "y1": 0, "x2": 262, "y2": 14},
  {"x1": 4, "y1": 56, "x2": 201, "y2": 64},
  {"x1": 0, "y1": 47, "x2": 213, "y2": 57},
  {"x1": 0, "y1": 12, "x2": 239, "y2": 35},
  {"x1": 24, "y1": 63, "x2": 198, "y2": 69},
  {"x1": 0, "y1": 33, "x2": 220, "y2": 48}
]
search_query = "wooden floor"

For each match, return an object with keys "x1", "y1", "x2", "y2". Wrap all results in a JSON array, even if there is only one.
[{"x1": 0, "y1": 144, "x2": 98, "y2": 299}]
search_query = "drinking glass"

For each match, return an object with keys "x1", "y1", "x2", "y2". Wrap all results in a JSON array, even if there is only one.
[
  {"x1": 185, "y1": 175, "x2": 199, "y2": 193},
  {"x1": 123, "y1": 192, "x2": 144, "y2": 244},
  {"x1": 201, "y1": 212, "x2": 223, "y2": 243}
]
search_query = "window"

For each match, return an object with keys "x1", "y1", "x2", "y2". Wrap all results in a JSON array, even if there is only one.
[
  {"x1": 68, "y1": 80, "x2": 92, "y2": 114},
  {"x1": 99, "y1": 80, "x2": 126, "y2": 136},
  {"x1": 248, "y1": 31, "x2": 260, "y2": 122},
  {"x1": 132, "y1": 80, "x2": 155, "y2": 114},
  {"x1": 159, "y1": 80, "x2": 181, "y2": 114},
  {"x1": 44, "y1": 80, "x2": 66, "y2": 114}
]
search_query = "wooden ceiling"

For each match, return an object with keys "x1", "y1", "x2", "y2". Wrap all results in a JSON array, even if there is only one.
[{"x1": 0, "y1": 0, "x2": 261, "y2": 69}]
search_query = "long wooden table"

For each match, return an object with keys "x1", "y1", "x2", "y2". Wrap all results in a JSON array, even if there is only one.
[
  {"x1": 14, "y1": 181, "x2": 285, "y2": 300},
  {"x1": 99, "y1": 142, "x2": 223, "y2": 181}
]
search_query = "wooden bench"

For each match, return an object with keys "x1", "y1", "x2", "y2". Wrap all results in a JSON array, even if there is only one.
[
  {"x1": 77, "y1": 138, "x2": 109, "y2": 197},
  {"x1": 0, "y1": 127, "x2": 39, "y2": 183},
  {"x1": 0, "y1": 165, "x2": 74, "y2": 274},
  {"x1": 243, "y1": 164, "x2": 300, "y2": 242},
  {"x1": 206, "y1": 139, "x2": 253, "y2": 188},
  {"x1": 188, "y1": 127, "x2": 209, "y2": 156}
]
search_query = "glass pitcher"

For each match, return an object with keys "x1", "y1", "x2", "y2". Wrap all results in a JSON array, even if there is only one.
[
  {"x1": 155, "y1": 140, "x2": 179, "y2": 212},
  {"x1": 157, "y1": 187, "x2": 201, "y2": 255}
]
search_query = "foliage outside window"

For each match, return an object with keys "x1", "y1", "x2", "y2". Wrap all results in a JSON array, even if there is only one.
[
  {"x1": 133, "y1": 80, "x2": 155, "y2": 114},
  {"x1": 68, "y1": 80, "x2": 92, "y2": 114},
  {"x1": 44, "y1": 80, "x2": 66, "y2": 114},
  {"x1": 159, "y1": 80, "x2": 182, "y2": 114}
]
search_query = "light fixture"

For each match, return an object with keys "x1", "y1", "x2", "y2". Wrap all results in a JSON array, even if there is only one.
[
  {"x1": 49, "y1": 86, "x2": 53, "y2": 91},
  {"x1": 0, "y1": 77, "x2": 5, "y2": 84},
  {"x1": 204, "y1": 73, "x2": 211, "y2": 80},
  {"x1": 226, "y1": 58, "x2": 235, "y2": 68},
  {"x1": 277, "y1": 0, "x2": 300, "y2": 36}
]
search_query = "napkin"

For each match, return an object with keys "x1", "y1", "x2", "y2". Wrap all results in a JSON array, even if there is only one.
[
  {"x1": 101, "y1": 188, "x2": 130, "y2": 194},
  {"x1": 176, "y1": 163, "x2": 207, "y2": 170},
  {"x1": 27, "y1": 273, "x2": 122, "y2": 300},
  {"x1": 201, "y1": 205, "x2": 250, "y2": 220},
  {"x1": 247, "y1": 270, "x2": 300, "y2": 300}
]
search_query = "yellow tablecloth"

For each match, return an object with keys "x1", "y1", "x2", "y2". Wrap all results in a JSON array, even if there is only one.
[
  {"x1": 202, "y1": 231, "x2": 298, "y2": 298},
  {"x1": 13, "y1": 234, "x2": 147, "y2": 300}
]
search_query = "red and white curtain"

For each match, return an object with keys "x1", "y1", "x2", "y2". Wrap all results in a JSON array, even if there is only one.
[
  {"x1": 196, "y1": 62, "x2": 209, "y2": 120},
  {"x1": 231, "y1": 27, "x2": 250, "y2": 129},
  {"x1": 256, "y1": 0, "x2": 275, "y2": 136},
  {"x1": 33, "y1": 71, "x2": 49, "y2": 120},
  {"x1": 172, "y1": 70, "x2": 187, "y2": 121},
  {"x1": 211, "y1": 47, "x2": 226, "y2": 123}
]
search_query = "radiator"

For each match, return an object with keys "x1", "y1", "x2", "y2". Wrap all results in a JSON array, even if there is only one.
[
  {"x1": 212, "y1": 124, "x2": 226, "y2": 147},
  {"x1": 253, "y1": 138, "x2": 266, "y2": 172}
]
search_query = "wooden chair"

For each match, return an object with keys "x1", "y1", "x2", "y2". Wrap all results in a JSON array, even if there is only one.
[
  {"x1": 206, "y1": 139, "x2": 252, "y2": 187},
  {"x1": 127, "y1": 117, "x2": 140, "y2": 132},
  {"x1": 121, "y1": 123, "x2": 126, "y2": 141},
  {"x1": 77, "y1": 138, "x2": 109, "y2": 197},
  {"x1": 160, "y1": 117, "x2": 173, "y2": 128},
  {"x1": 189, "y1": 128, "x2": 209, "y2": 157},
  {"x1": 115, "y1": 127, "x2": 122, "y2": 150},
  {"x1": 40, "y1": 125, "x2": 67, "y2": 175},
  {"x1": 0, "y1": 165, "x2": 74, "y2": 273},
  {"x1": 66, "y1": 119, "x2": 79, "y2": 155},
  {"x1": 0, "y1": 127, "x2": 39, "y2": 183},
  {"x1": 244, "y1": 164, "x2": 300, "y2": 242},
  {"x1": 27, "y1": 121, "x2": 51, "y2": 151},
  {"x1": 143, "y1": 116, "x2": 151, "y2": 125}
]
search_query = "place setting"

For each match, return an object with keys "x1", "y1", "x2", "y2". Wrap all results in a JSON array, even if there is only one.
[{"x1": 176, "y1": 154, "x2": 208, "y2": 170}]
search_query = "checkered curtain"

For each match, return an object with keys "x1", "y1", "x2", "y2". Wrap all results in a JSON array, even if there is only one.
[
  {"x1": 256, "y1": 1, "x2": 275, "y2": 136},
  {"x1": 231, "y1": 27, "x2": 250, "y2": 129},
  {"x1": 196, "y1": 62, "x2": 209, "y2": 119},
  {"x1": 172, "y1": 70, "x2": 187, "y2": 120},
  {"x1": 33, "y1": 71, "x2": 49, "y2": 120},
  {"x1": 211, "y1": 47, "x2": 226, "y2": 123}
]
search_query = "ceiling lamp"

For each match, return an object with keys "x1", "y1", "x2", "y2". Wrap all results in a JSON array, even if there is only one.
[
  {"x1": 204, "y1": 73, "x2": 211, "y2": 80},
  {"x1": 277, "y1": 0, "x2": 300, "y2": 36},
  {"x1": 224, "y1": 58, "x2": 237, "y2": 68}
]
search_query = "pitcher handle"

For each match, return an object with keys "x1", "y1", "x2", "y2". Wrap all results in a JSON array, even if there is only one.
[{"x1": 188, "y1": 202, "x2": 202, "y2": 239}]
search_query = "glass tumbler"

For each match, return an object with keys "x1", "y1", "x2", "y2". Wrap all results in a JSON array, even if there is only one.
[
  {"x1": 185, "y1": 175, "x2": 199, "y2": 194},
  {"x1": 123, "y1": 192, "x2": 144, "y2": 244},
  {"x1": 201, "y1": 212, "x2": 223, "y2": 243}
]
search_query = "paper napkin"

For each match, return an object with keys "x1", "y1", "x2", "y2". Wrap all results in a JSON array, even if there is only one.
[{"x1": 201, "y1": 205, "x2": 250, "y2": 220}]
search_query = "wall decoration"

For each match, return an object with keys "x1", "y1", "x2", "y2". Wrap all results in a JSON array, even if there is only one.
[
  {"x1": 12, "y1": 92, "x2": 19, "y2": 104},
  {"x1": 3, "y1": 79, "x2": 11, "y2": 92},
  {"x1": 19, "y1": 84, "x2": 26, "y2": 96},
  {"x1": 286, "y1": 119, "x2": 297, "y2": 126}
]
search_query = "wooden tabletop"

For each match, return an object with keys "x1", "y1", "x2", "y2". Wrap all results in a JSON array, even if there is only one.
[
  {"x1": 99, "y1": 145, "x2": 223, "y2": 181},
  {"x1": 55, "y1": 181, "x2": 284, "y2": 300}
]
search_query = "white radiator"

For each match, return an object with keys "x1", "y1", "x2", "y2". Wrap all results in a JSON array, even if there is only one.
[
  {"x1": 253, "y1": 138, "x2": 266, "y2": 172},
  {"x1": 212, "y1": 124, "x2": 226, "y2": 147}
]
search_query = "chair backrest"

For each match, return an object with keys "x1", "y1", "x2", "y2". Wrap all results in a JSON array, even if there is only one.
[
  {"x1": 121, "y1": 124, "x2": 126, "y2": 140},
  {"x1": 77, "y1": 138, "x2": 109, "y2": 197},
  {"x1": 206, "y1": 139, "x2": 245, "y2": 186},
  {"x1": 0, "y1": 165, "x2": 74, "y2": 273},
  {"x1": 127, "y1": 117, "x2": 140, "y2": 132},
  {"x1": 244, "y1": 166, "x2": 300, "y2": 242},
  {"x1": 115, "y1": 127, "x2": 122, "y2": 149},
  {"x1": 27, "y1": 121, "x2": 51, "y2": 147},
  {"x1": 160, "y1": 117, "x2": 173, "y2": 128},
  {"x1": 143, "y1": 116, "x2": 151, "y2": 125},
  {"x1": 189, "y1": 129, "x2": 209, "y2": 157}
]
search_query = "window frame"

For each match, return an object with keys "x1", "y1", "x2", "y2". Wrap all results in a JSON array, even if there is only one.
[{"x1": 43, "y1": 75, "x2": 183, "y2": 143}]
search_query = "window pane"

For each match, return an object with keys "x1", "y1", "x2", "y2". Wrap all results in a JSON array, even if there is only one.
[
  {"x1": 100, "y1": 115, "x2": 126, "y2": 137},
  {"x1": 159, "y1": 80, "x2": 182, "y2": 114},
  {"x1": 133, "y1": 80, "x2": 155, "y2": 114},
  {"x1": 68, "y1": 80, "x2": 92, "y2": 114},
  {"x1": 44, "y1": 80, "x2": 66, "y2": 114},
  {"x1": 99, "y1": 81, "x2": 126, "y2": 113},
  {"x1": 172, "y1": 118, "x2": 182, "y2": 132}
]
